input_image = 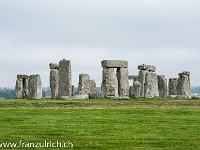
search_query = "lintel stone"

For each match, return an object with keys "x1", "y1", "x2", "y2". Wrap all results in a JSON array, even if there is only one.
[{"x1": 101, "y1": 60, "x2": 128, "y2": 68}]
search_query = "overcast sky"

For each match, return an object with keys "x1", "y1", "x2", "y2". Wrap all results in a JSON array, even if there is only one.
[{"x1": 0, "y1": 0, "x2": 200, "y2": 87}]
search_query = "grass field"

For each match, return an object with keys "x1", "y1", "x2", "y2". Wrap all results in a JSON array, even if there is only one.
[{"x1": 0, "y1": 98, "x2": 200, "y2": 149}]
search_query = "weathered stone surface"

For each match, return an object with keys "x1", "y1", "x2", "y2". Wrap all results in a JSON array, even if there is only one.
[
  {"x1": 144, "y1": 72, "x2": 159, "y2": 98},
  {"x1": 178, "y1": 71, "x2": 190, "y2": 77},
  {"x1": 78, "y1": 74, "x2": 90, "y2": 94},
  {"x1": 177, "y1": 72, "x2": 191, "y2": 99},
  {"x1": 192, "y1": 96, "x2": 200, "y2": 99},
  {"x1": 101, "y1": 60, "x2": 128, "y2": 68},
  {"x1": 97, "y1": 91, "x2": 105, "y2": 98},
  {"x1": 58, "y1": 59, "x2": 72, "y2": 99},
  {"x1": 137, "y1": 70, "x2": 148, "y2": 97},
  {"x1": 132, "y1": 81, "x2": 141, "y2": 98},
  {"x1": 157, "y1": 75, "x2": 168, "y2": 98},
  {"x1": 60, "y1": 96, "x2": 71, "y2": 100},
  {"x1": 128, "y1": 75, "x2": 137, "y2": 80},
  {"x1": 49, "y1": 63, "x2": 59, "y2": 69},
  {"x1": 117, "y1": 67, "x2": 129, "y2": 98},
  {"x1": 108, "y1": 96, "x2": 130, "y2": 100},
  {"x1": 28, "y1": 74, "x2": 42, "y2": 99},
  {"x1": 50, "y1": 69, "x2": 59, "y2": 99},
  {"x1": 168, "y1": 95, "x2": 177, "y2": 99},
  {"x1": 73, "y1": 93, "x2": 89, "y2": 99},
  {"x1": 169, "y1": 78, "x2": 177, "y2": 95},
  {"x1": 15, "y1": 76, "x2": 23, "y2": 99},
  {"x1": 138, "y1": 64, "x2": 156, "y2": 72},
  {"x1": 102, "y1": 68, "x2": 119, "y2": 97},
  {"x1": 89, "y1": 80, "x2": 96, "y2": 99},
  {"x1": 22, "y1": 78, "x2": 29, "y2": 99},
  {"x1": 176, "y1": 95, "x2": 192, "y2": 99}
]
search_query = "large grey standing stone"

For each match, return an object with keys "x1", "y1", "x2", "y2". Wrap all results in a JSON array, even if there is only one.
[
  {"x1": 117, "y1": 67, "x2": 129, "y2": 98},
  {"x1": 137, "y1": 70, "x2": 148, "y2": 97},
  {"x1": 49, "y1": 63, "x2": 59, "y2": 99},
  {"x1": 157, "y1": 75, "x2": 168, "y2": 98},
  {"x1": 132, "y1": 81, "x2": 141, "y2": 98},
  {"x1": 168, "y1": 78, "x2": 177, "y2": 95},
  {"x1": 144, "y1": 72, "x2": 159, "y2": 98},
  {"x1": 58, "y1": 59, "x2": 72, "y2": 99},
  {"x1": 28, "y1": 74, "x2": 42, "y2": 99},
  {"x1": 177, "y1": 71, "x2": 191, "y2": 99},
  {"x1": 15, "y1": 75, "x2": 23, "y2": 99},
  {"x1": 102, "y1": 67, "x2": 119, "y2": 97}
]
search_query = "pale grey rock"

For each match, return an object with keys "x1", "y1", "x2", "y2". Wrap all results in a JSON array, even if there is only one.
[
  {"x1": 89, "y1": 93, "x2": 97, "y2": 99},
  {"x1": 117, "y1": 67, "x2": 129, "y2": 98},
  {"x1": 58, "y1": 59, "x2": 72, "y2": 99},
  {"x1": 144, "y1": 72, "x2": 159, "y2": 98},
  {"x1": 169, "y1": 78, "x2": 177, "y2": 95},
  {"x1": 132, "y1": 81, "x2": 141, "y2": 98},
  {"x1": 101, "y1": 60, "x2": 128, "y2": 68},
  {"x1": 49, "y1": 63, "x2": 59, "y2": 69},
  {"x1": 15, "y1": 75, "x2": 23, "y2": 99},
  {"x1": 28, "y1": 74, "x2": 42, "y2": 99},
  {"x1": 176, "y1": 95, "x2": 192, "y2": 99},
  {"x1": 50, "y1": 69, "x2": 59, "y2": 99},
  {"x1": 177, "y1": 71, "x2": 191, "y2": 99},
  {"x1": 168, "y1": 95, "x2": 177, "y2": 99},
  {"x1": 138, "y1": 64, "x2": 156, "y2": 72},
  {"x1": 178, "y1": 71, "x2": 190, "y2": 77},
  {"x1": 78, "y1": 74, "x2": 90, "y2": 94},
  {"x1": 50, "y1": 68, "x2": 59, "y2": 99},
  {"x1": 97, "y1": 91, "x2": 105, "y2": 98},
  {"x1": 60, "y1": 96, "x2": 71, "y2": 100},
  {"x1": 108, "y1": 96, "x2": 130, "y2": 100},
  {"x1": 137, "y1": 70, "x2": 148, "y2": 97},
  {"x1": 73, "y1": 93, "x2": 89, "y2": 99},
  {"x1": 102, "y1": 67, "x2": 119, "y2": 97},
  {"x1": 157, "y1": 75, "x2": 168, "y2": 98}
]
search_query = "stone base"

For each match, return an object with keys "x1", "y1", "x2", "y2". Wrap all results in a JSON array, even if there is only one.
[
  {"x1": 89, "y1": 93, "x2": 97, "y2": 99},
  {"x1": 97, "y1": 91, "x2": 105, "y2": 98}
]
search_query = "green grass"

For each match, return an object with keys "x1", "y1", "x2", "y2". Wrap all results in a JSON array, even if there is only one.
[{"x1": 0, "y1": 99, "x2": 200, "y2": 149}]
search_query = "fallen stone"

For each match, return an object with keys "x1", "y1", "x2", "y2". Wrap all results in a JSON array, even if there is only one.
[
  {"x1": 97, "y1": 91, "x2": 105, "y2": 98},
  {"x1": 73, "y1": 93, "x2": 89, "y2": 99},
  {"x1": 60, "y1": 96, "x2": 71, "y2": 100},
  {"x1": 176, "y1": 95, "x2": 192, "y2": 99},
  {"x1": 168, "y1": 95, "x2": 177, "y2": 99}
]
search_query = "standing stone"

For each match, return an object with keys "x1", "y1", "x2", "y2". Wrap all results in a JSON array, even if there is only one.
[
  {"x1": 132, "y1": 81, "x2": 141, "y2": 98},
  {"x1": 177, "y1": 71, "x2": 191, "y2": 99},
  {"x1": 102, "y1": 67, "x2": 119, "y2": 97},
  {"x1": 169, "y1": 78, "x2": 177, "y2": 95},
  {"x1": 15, "y1": 75, "x2": 23, "y2": 99},
  {"x1": 22, "y1": 75, "x2": 29, "y2": 99},
  {"x1": 144, "y1": 72, "x2": 159, "y2": 98},
  {"x1": 117, "y1": 67, "x2": 129, "y2": 98},
  {"x1": 78, "y1": 74, "x2": 91, "y2": 94},
  {"x1": 58, "y1": 59, "x2": 72, "y2": 99},
  {"x1": 71, "y1": 85, "x2": 74, "y2": 96},
  {"x1": 28, "y1": 74, "x2": 42, "y2": 99},
  {"x1": 89, "y1": 79, "x2": 96, "y2": 99},
  {"x1": 49, "y1": 63, "x2": 59, "y2": 99},
  {"x1": 137, "y1": 70, "x2": 148, "y2": 97},
  {"x1": 157, "y1": 75, "x2": 168, "y2": 98}
]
